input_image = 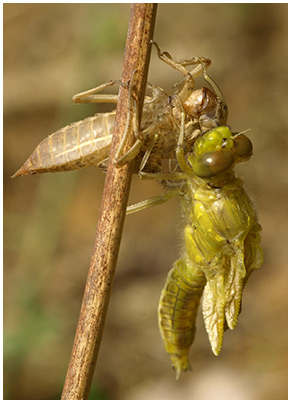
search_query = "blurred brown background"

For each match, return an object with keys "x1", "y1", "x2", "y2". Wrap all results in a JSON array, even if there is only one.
[{"x1": 4, "y1": 4, "x2": 287, "y2": 400}]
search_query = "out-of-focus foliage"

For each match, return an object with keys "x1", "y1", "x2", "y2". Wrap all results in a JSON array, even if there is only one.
[{"x1": 4, "y1": 3, "x2": 287, "y2": 400}]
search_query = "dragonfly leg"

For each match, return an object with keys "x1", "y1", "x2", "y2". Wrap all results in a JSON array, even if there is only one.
[
  {"x1": 137, "y1": 132, "x2": 159, "y2": 173},
  {"x1": 151, "y1": 40, "x2": 190, "y2": 75},
  {"x1": 198, "y1": 59, "x2": 228, "y2": 125},
  {"x1": 177, "y1": 59, "x2": 212, "y2": 105},
  {"x1": 138, "y1": 171, "x2": 187, "y2": 181},
  {"x1": 175, "y1": 106, "x2": 194, "y2": 176},
  {"x1": 126, "y1": 189, "x2": 180, "y2": 215},
  {"x1": 199, "y1": 61, "x2": 225, "y2": 101},
  {"x1": 72, "y1": 79, "x2": 126, "y2": 104},
  {"x1": 114, "y1": 138, "x2": 144, "y2": 167},
  {"x1": 114, "y1": 77, "x2": 143, "y2": 167},
  {"x1": 151, "y1": 40, "x2": 211, "y2": 105},
  {"x1": 151, "y1": 40, "x2": 211, "y2": 77}
]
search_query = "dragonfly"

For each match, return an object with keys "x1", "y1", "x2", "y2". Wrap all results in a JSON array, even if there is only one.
[
  {"x1": 12, "y1": 42, "x2": 226, "y2": 178},
  {"x1": 131, "y1": 123, "x2": 263, "y2": 378},
  {"x1": 125, "y1": 64, "x2": 263, "y2": 378},
  {"x1": 12, "y1": 43, "x2": 263, "y2": 379}
]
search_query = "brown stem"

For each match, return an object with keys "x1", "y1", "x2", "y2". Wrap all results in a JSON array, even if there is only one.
[{"x1": 61, "y1": 4, "x2": 157, "y2": 400}]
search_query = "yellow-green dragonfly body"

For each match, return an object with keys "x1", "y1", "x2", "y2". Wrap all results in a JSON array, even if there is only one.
[
  {"x1": 157, "y1": 126, "x2": 263, "y2": 378},
  {"x1": 11, "y1": 41, "x2": 263, "y2": 379}
]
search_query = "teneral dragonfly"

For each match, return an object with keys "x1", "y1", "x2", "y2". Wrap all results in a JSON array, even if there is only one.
[
  {"x1": 124, "y1": 56, "x2": 263, "y2": 378},
  {"x1": 137, "y1": 124, "x2": 263, "y2": 379}
]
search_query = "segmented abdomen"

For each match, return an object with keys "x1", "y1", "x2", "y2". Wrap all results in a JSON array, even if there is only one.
[
  {"x1": 158, "y1": 258, "x2": 206, "y2": 378},
  {"x1": 159, "y1": 178, "x2": 263, "y2": 378},
  {"x1": 12, "y1": 112, "x2": 115, "y2": 177}
]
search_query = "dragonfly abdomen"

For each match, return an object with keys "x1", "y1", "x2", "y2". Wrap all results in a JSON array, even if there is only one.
[
  {"x1": 158, "y1": 258, "x2": 206, "y2": 378},
  {"x1": 12, "y1": 112, "x2": 115, "y2": 177}
]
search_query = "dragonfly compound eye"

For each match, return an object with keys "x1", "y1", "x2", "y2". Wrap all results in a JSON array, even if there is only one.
[
  {"x1": 233, "y1": 134, "x2": 253, "y2": 160},
  {"x1": 191, "y1": 150, "x2": 235, "y2": 178}
]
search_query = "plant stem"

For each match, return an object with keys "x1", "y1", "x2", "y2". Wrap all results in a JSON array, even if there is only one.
[{"x1": 61, "y1": 4, "x2": 157, "y2": 400}]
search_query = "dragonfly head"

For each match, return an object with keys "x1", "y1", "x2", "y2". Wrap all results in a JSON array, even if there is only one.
[{"x1": 188, "y1": 126, "x2": 253, "y2": 178}]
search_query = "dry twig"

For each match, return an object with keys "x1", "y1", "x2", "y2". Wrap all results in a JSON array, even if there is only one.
[{"x1": 61, "y1": 4, "x2": 157, "y2": 400}]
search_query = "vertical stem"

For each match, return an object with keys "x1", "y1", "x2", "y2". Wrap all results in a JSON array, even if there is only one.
[{"x1": 61, "y1": 4, "x2": 157, "y2": 400}]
